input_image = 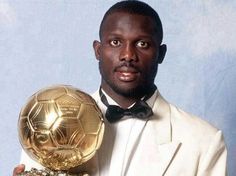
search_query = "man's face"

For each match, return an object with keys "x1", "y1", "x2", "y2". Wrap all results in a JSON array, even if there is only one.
[{"x1": 94, "y1": 12, "x2": 166, "y2": 97}]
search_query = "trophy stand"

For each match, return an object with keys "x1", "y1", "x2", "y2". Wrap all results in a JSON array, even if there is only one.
[{"x1": 17, "y1": 167, "x2": 89, "y2": 176}]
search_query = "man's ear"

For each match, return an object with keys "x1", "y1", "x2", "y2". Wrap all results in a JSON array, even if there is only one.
[
  {"x1": 93, "y1": 40, "x2": 101, "y2": 60},
  {"x1": 157, "y1": 44, "x2": 167, "y2": 64}
]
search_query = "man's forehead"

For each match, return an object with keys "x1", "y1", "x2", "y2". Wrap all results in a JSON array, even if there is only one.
[
  {"x1": 102, "y1": 12, "x2": 156, "y2": 31},
  {"x1": 104, "y1": 11, "x2": 154, "y2": 23},
  {"x1": 100, "y1": 12, "x2": 159, "y2": 39}
]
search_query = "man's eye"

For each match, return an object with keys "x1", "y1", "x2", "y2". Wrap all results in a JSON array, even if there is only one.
[
  {"x1": 136, "y1": 41, "x2": 149, "y2": 48},
  {"x1": 110, "y1": 40, "x2": 121, "y2": 47}
]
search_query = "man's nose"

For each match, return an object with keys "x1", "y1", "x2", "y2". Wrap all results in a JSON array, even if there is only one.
[{"x1": 119, "y1": 43, "x2": 137, "y2": 62}]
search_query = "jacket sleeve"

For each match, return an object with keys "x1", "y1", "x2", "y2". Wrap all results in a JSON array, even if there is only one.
[
  {"x1": 198, "y1": 130, "x2": 227, "y2": 176},
  {"x1": 20, "y1": 150, "x2": 44, "y2": 171}
]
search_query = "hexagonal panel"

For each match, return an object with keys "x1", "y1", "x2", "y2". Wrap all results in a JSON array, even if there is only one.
[
  {"x1": 37, "y1": 86, "x2": 67, "y2": 101},
  {"x1": 28, "y1": 102, "x2": 59, "y2": 131},
  {"x1": 78, "y1": 104, "x2": 102, "y2": 134}
]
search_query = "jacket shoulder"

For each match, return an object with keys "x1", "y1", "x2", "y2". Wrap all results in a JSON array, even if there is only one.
[{"x1": 169, "y1": 104, "x2": 219, "y2": 141}]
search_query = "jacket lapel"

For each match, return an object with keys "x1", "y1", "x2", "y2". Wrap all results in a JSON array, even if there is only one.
[
  {"x1": 152, "y1": 92, "x2": 182, "y2": 175},
  {"x1": 122, "y1": 92, "x2": 182, "y2": 175},
  {"x1": 158, "y1": 141, "x2": 181, "y2": 175}
]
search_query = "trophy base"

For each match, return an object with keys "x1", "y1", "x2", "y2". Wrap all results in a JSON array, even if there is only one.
[{"x1": 17, "y1": 168, "x2": 89, "y2": 176}]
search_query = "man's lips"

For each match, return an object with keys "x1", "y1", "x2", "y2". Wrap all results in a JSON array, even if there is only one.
[{"x1": 115, "y1": 66, "x2": 139, "y2": 82}]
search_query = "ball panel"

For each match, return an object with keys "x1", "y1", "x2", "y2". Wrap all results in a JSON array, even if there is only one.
[
  {"x1": 79, "y1": 104, "x2": 103, "y2": 134},
  {"x1": 18, "y1": 116, "x2": 32, "y2": 148},
  {"x1": 95, "y1": 122, "x2": 105, "y2": 150},
  {"x1": 55, "y1": 94, "x2": 81, "y2": 119},
  {"x1": 20, "y1": 95, "x2": 37, "y2": 117},
  {"x1": 31, "y1": 131, "x2": 58, "y2": 158},
  {"x1": 28, "y1": 102, "x2": 59, "y2": 131},
  {"x1": 66, "y1": 87, "x2": 95, "y2": 105},
  {"x1": 52, "y1": 118, "x2": 84, "y2": 146},
  {"x1": 79, "y1": 134, "x2": 97, "y2": 157},
  {"x1": 36, "y1": 86, "x2": 66, "y2": 101},
  {"x1": 40, "y1": 147, "x2": 83, "y2": 170}
]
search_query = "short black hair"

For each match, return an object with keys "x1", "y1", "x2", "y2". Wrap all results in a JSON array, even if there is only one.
[{"x1": 99, "y1": 0, "x2": 163, "y2": 42}]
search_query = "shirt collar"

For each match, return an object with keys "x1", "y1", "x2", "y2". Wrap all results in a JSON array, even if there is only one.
[{"x1": 100, "y1": 88, "x2": 158, "y2": 109}]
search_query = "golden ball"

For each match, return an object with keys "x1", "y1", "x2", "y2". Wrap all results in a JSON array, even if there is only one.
[{"x1": 18, "y1": 85, "x2": 104, "y2": 171}]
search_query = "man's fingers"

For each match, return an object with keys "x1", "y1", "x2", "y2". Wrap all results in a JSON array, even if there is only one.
[{"x1": 13, "y1": 164, "x2": 25, "y2": 176}]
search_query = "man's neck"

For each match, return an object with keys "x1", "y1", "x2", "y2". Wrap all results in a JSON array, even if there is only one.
[
  {"x1": 102, "y1": 90, "x2": 139, "y2": 109},
  {"x1": 101, "y1": 85, "x2": 156, "y2": 109}
]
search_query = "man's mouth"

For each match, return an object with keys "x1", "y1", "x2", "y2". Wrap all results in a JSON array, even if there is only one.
[{"x1": 115, "y1": 66, "x2": 139, "y2": 82}]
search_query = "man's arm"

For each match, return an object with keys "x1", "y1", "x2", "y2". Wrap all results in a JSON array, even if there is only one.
[
  {"x1": 20, "y1": 150, "x2": 44, "y2": 170},
  {"x1": 198, "y1": 130, "x2": 227, "y2": 176}
]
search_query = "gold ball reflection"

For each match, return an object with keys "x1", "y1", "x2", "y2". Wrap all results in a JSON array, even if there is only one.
[{"x1": 18, "y1": 85, "x2": 104, "y2": 171}]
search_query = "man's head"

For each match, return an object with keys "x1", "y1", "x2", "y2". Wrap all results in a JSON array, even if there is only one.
[{"x1": 93, "y1": 0, "x2": 166, "y2": 100}]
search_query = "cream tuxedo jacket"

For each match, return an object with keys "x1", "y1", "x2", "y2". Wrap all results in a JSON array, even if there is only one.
[{"x1": 20, "y1": 90, "x2": 227, "y2": 176}]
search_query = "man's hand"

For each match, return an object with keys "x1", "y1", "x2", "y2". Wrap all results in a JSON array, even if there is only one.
[{"x1": 13, "y1": 164, "x2": 25, "y2": 176}]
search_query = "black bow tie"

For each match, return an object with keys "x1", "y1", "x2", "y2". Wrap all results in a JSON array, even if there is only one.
[
  {"x1": 99, "y1": 88, "x2": 155, "y2": 123},
  {"x1": 105, "y1": 101, "x2": 153, "y2": 123}
]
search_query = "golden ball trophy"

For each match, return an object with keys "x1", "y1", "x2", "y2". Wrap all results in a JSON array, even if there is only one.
[{"x1": 17, "y1": 85, "x2": 105, "y2": 176}]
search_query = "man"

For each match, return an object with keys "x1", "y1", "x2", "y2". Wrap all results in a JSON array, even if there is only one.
[{"x1": 14, "y1": 1, "x2": 227, "y2": 175}]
